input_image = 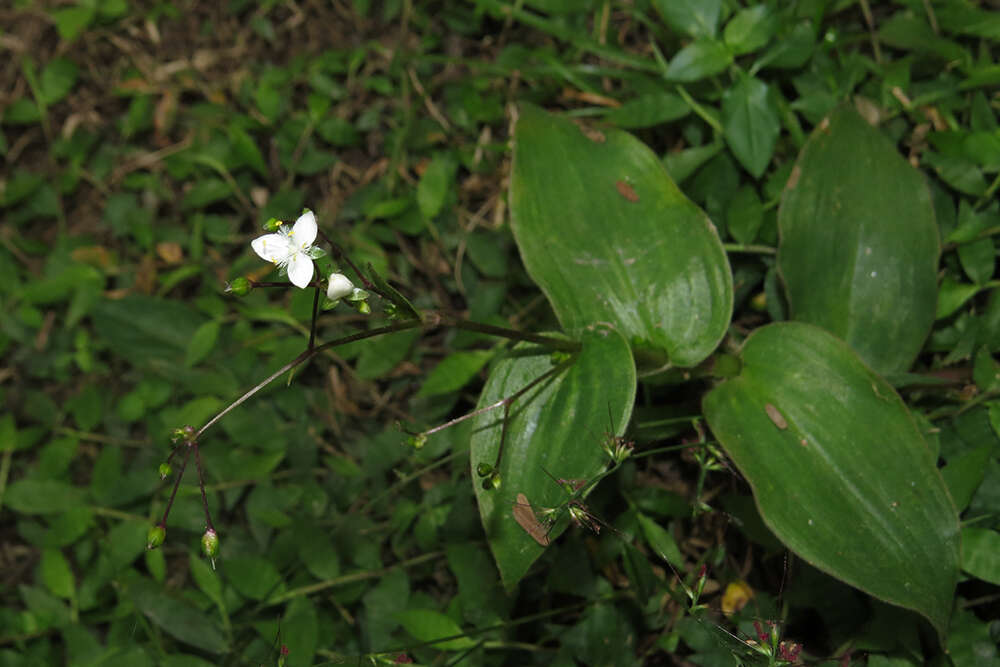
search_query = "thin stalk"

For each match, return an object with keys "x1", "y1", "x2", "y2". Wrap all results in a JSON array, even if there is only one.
[
  {"x1": 159, "y1": 446, "x2": 192, "y2": 526},
  {"x1": 193, "y1": 443, "x2": 214, "y2": 531},
  {"x1": 308, "y1": 285, "x2": 321, "y2": 350},
  {"x1": 194, "y1": 319, "x2": 423, "y2": 440}
]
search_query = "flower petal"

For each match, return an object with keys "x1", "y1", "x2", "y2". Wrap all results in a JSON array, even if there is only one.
[
  {"x1": 290, "y1": 210, "x2": 318, "y2": 250},
  {"x1": 327, "y1": 273, "x2": 355, "y2": 301},
  {"x1": 251, "y1": 233, "x2": 292, "y2": 263},
  {"x1": 286, "y1": 253, "x2": 314, "y2": 288}
]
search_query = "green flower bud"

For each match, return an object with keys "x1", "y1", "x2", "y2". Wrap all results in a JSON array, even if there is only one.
[
  {"x1": 481, "y1": 471, "x2": 502, "y2": 491},
  {"x1": 476, "y1": 463, "x2": 493, "y2": 477},
  {"x1": 407, "y1": 434, "x2": 427, "y2": 449},
  {"x1": 158, "y1": 463, "x2": 172, "y2": 480},
  {"x1": 263, "y1": 217, "x2": 284, "y2": 232},
  {"x1": 146, "y1": 523, "x2": 166, "y2": 550},
  {"x1": 354, "y1": 299, "x2": 371, "y2": 315},
  {"x1": 201, "y1": 528, "x2": 220, "y2": 568},
  {"x1": 171, "y1": 425, "x2": 195, "y2": 444},
  {"x1": 225, "y1": 277, "x2": 252, "y2": 296}
]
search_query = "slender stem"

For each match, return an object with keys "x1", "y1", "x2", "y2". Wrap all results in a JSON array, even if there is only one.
[
  {"x1": 723, "y1": 243, "x2": 777, "y2": 255},
  {"x1": 195, "y1": 319, "x2": 423, "y2": 440},
  {"x1": 315, "y1": 228, "x2": 380, "y2": 294},
  {"x1": 308, "y1": 285, "x2": 320, "y2": 351},
  {"x1": 421, "y1": 397, "x2": 509, "y2": 437},
  {"x1": 445, "y1": 316, "x2": 579, "y2": 352},
  {"x1": 160, "y1": 446, "x2": 192, "y2": 526},
  {"x1": 193, "y1": 443, "x2": 214, "y2": 531},
  {"x1": 493, "y1": 357, "x2": 573, "y2": 468},
  {"x1": 261, "y1": 551, "x2": 443, "y2": 606},
  {"x1": 360, "y1": 450, "x2": 465, "y2": 513}
]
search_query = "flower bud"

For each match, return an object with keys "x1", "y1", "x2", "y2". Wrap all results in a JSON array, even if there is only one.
[
  {"x1": 263, "y1": 217, "x2": 284, "y2": 232},
  {"x1": 326, "y1": 273, "x2": 356, "y2": 301},
  {"x1": 225, "y1": 277, "x2": 252, "y2": 296},
  {"x1": 171, "y1": 425, "x2": 195, "y2": 444},
  {"x1": 201, "y1": 528, "x2": 220, "y2": 568},
  {"x1": 476, "y1": 463, "x2": 493, "y2": 477},
  {"x1": 481, "y1": 471, "x2": 502, "y2": 491},
  {"x1": 407, "y1": 434, "x2": 427, "y2": 449},
  {"x1": 146, "y1": 523, "x2": 166, "y2": 550},
  {"x1": 158, "y1": 463, "x2": 172, "y2": 480}
]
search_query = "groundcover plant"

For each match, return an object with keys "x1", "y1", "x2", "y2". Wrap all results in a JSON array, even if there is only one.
[{"x1": 2, "y1": 1, "x2": 999, "y2": 665}]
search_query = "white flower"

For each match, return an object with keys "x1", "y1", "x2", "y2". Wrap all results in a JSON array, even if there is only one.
[
  {"x1": 251, "y1": 211, "x2": 318, "y2": 288},
  {"x1": 327, "y1": 272, "x2": 355, "y2": 301}
]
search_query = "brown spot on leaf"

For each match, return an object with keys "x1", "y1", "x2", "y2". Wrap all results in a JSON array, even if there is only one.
[
  {"x1": 616, "y1": 180, "x2": 639, "y2": 202},
  {"x1": 765, "y1": 404, "x2": 787, "y2": 430}
]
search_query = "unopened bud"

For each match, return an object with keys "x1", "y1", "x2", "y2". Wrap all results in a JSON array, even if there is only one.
[
  {"x1": 171, "y1": 425, "x2": 195, "y2": 444},
  {"x1": 146, "y1": 523, "x2": 166, "y2": 550},
  {"x1": 158, "y1": 463, "x2": 172, "y2": 480},
  {"x1": 201, "y1": 528, "x2": 220, "y2": 568},
  {"x1": 481, "y1": 471, "x2": 502, "y2": 491},
  {"x1": 225, "y1": 277, "x2": 252, "y2": 296},
  {"x1": 263, "y1": 217, "x2": 283, "y2": 232},
  {"x1": 476, "y1": 463, "x2": 493, "y2": 477},
  {"x1": 407, "y1": 434, "x2": 427, "y2": 449}
]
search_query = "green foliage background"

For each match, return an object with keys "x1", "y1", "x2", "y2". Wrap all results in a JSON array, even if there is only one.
[{"x1": 1, "y1": 1, "x2": 1000, "y2": 665}]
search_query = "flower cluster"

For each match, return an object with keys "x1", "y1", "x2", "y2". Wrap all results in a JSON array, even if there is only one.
[{"x1": 250, "y1": 210, "x2": 369, "y2": 308}]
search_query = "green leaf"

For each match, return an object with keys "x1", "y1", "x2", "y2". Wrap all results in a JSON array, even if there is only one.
[
  {"x1": 40, "y1": 58, "x2": 79, "y2": 105},
  {"x1": 941, "y1": 443, "x2": 993, "y2": 512},
  {"x1": 354, "y1": 328, "x2": 420, "y2": 380},
  {"x1": 40, "y1": 549, "x2": 75, "y2": 600},
  {"x1": 396, "y1": 609, "x2": 476, "y2": 651},
  {"x1": 123, "y1": 573, "x2": 228, "y2": 654},
  {"x1": 604, "y1": 92, "x2": 689, "y2": 129},
  {"x1": 188, "y1": 553, "x2": 224, "y2": 608},
  {"x1": 726, "y1": 185, "x2": 763, "y2": 245},
  {"x1": 721, "y1": 73, "x2": 780, "y2": 178},
  {"x1": 636, "y1": 513, "x2": 683, "y2": 566},
  {"x1": 703, "y1": 322, "x2": 960, "y2": 639},
  {"x1": 416, "y1": 350, "x2": 493, "y2": 398},
  {"x1": 723, "y1": 5, "x2": 775, "y2": 55},
  {"x1": 181, "y1": 178, "x2": 232, "y2": 210},
  {"x1": 366, "y1": 262, "x2": 421, "y2": 321},
  {"x1": 92, "y1": 296, "x2": 207, "y2": 366},
  {"x1": 471, "y1": 324, "x2": 635, "y2": 589},
  {"x1": 777, "y1": 106, "x2": 939, "y2": 375},
  {"x1": 6, "y1": 479, "x2": 85, "y2": 514},
  {"x1": 957, "y1": 237, "x2": 995, "y2": 285},
  {"x1": 974, "y1": 347, "x2": 1000, "y2": 393},
  {"x1": 417, "y1": 154, "x2": 456, "y2": 220},
  {"x1": 936, "y1": 278, "x2": 982, "y2": 320},
  {"x1": 282, "y1": 597, "x2": 318, "y2": 667},
  {"x1": 52, "y1": 6, "x2": 96, "y2": 42},
  {"x1": 510, "y1": 104, "x2": 732, "y2": 368},
  {"x1": 665, "y1": 39, "x2": 732, "y2": 82},
  {"x1": 961, "y1": 527, "x2": 1000, "y2": 586},
  {"x1": 653, "y1": 0, "x2": 721, "y2": 38},
  {"x1": 228, "y1": 127, "x2": 268, "y2": 177},
  {"x1": 184, "y1": 320, "x2": 221, "y2": 368},
  {"x1": 224, "y1": 555, "x2": 284, "y2": 601}
]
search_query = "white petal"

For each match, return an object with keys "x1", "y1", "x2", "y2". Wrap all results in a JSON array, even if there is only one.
[
  {"x1": 286, "y1": 253, "x2": 314, "y2": 288},
  {"x1": 251, "y1": 234, "x2": 292, "y2": 263},
  {"x1": 290, "y1": 210, "x2": 318, "y2": 250},
  {"x1": 326, "y1": 273, "x2": 355, "y2": 301}
]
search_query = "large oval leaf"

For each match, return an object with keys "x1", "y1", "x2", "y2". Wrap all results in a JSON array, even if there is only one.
[
  {"x1": 777, "y1": 106, "x2": 939, "y2": 375},
  {"x1": 510, "y1": 104, "x2": 732, "y2": 368},
  {"x1": 471, "y1": 323, "x2": 635, "y2": 589},
  {"x1": 703, "y1": 322, "x2": 959, "y2": 638}
]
